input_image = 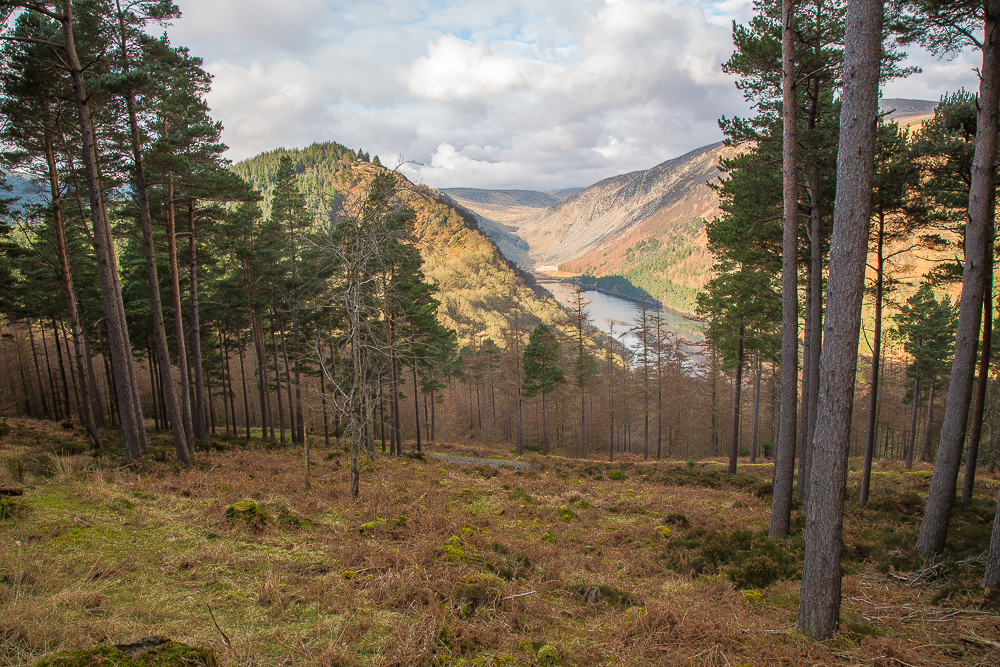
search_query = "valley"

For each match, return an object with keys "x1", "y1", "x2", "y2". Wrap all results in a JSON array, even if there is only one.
[{"x1": 445, "y1": 98, "x2": 942, "y2": 316}]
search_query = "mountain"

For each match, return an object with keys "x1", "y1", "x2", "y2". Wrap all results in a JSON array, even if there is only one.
[
  {"x1": 461, "y1": 142, "x2": 739, "y2": 312},
  {"x1": 457, "y1": 98, "x2": 939, "y2": 314},
  {"x1": 879, "y1": 98, "x2": 937, "y2": 124},
  {"x1": 232, "y1": 142, "x2": 566, "y2": 342}
]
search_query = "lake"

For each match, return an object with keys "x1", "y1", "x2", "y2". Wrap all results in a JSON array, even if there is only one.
[{"x1": 540, "y1": 279, "x2": 706, "y2": 365}]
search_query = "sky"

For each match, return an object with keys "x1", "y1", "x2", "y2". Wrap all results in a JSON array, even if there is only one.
[{"x1": 166, "y1": 0, "x2": 983, "y2": 191}]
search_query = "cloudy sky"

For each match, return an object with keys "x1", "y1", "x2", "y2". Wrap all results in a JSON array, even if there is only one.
[{"x1": 167, "y1": 0, "x2": 982, "y2": 191}]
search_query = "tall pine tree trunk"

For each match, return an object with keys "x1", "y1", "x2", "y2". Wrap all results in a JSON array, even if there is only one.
[
  {"x1": 751, "y1": 358, "x2": 762, "y2": 463},
  {"x1": 797, "y1": 0, "x2": 882, "y2": 638},
  {"x1": 123, "y1": 90, "x2": 189, "y2": 465},
  {"x1": 963, "y1": 261, "x2": 994, "y2": 501},
  {"x1": 729, "y1": 318, "x2": 745, "y2": 474},
  {"x1": 165, "y1": 173, "x2": 194, "y2": 452},
  {"x1": 906, "y1": 376, "x2": 921, "y2": 468},
  {"x1": 770, "y1": 0, "x2": 799, "y2": 538},
  {"x1": 188, "y1": 201, "x2": 208, "y2": 440},
  {"x1": 61, "y1": 5, "x2": 145, "y2": 459},
  {"x1": 921, "y1": 381, "x2": 936, "y2": 461},
  {"x1": 44, "y1": 133, "x2": 101, "y2": 451},
  {"x1": 918, "y1": 1, "x2": 1000, "y2": 555},
  {"x1": 860, "y1": 212, "x2": 885, "y2": 503}
]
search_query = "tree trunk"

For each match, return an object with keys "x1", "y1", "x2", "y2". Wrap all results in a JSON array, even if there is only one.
[
  {"x1": 729, "y1": 318, "x2": 745, "y2": 474},
  {"x1": 542, "y1": 392, "x2": 548, "y2": 456},
  {"x1": 797, "y1": 0, "x2": 882, "y2": 639},
  {"x1": 770, "y1": 0, "x2": 799, "y2": 539},
  {"x1": 218, "y1": 330, "x2": 230, "y2": 435},
  {"x1": 921, "y1": 381, "x2": 936, "y2": 462},
  {"x1": 40, "y1": 320, "x2": 60, "y2": 421},
  {"x1": 79, "y1": 313, "x2": 104, "y2": 428},
  {"x1": 984, "y1": 485, "x2": 1000, "y2": 586},
  {"x1": 411, "y1": 352, "x2": 422, "y2": 453},
  {"x1": 277, "y1": 314, "x2": 297, "y2": 440},
  {"x1": 802, "y1": 158, "x2": 824, "y2": 502},
  {"x1": 798, "y1": 277, "x2": 813, "y2": 497},
  {"x1": 906, "y1": 376, "x2": 921, "y2": 469},
  {"x1": 860, "y1": 212, "x2": 885, "y2": 503},
  {"x1": 123, "y1": 88, "x2": 190, "y2": 464},
  {"x1": 963, "y1": 262, "x2": 994, "y2": 502},
  {"x1": 751, "y1": 358, "x2": 762, "y2": 463},
  {"x1": 188, "y1": 200, "x2": 208, "y2": 440},
  {"x1": 165, "y1": 174, "x2": 195, "y2": 453},
  {"x1": 918, "y1": 2, "x2": 1000, "y2": 555},
  {"x1": 711, "y1": 344, "x2": 719, "y2": 457},
  {"x1": 389, "y1": 318, "x2": 401, "y2": 454},
  {"x1": 43, "y1": 133, "x2": 101, "y2": 450},
  {"x1": 271, "y1": 321, "x2": 286, "y2": 443},
  {"x1": 59, "y1": 5, "x2": 145, "y2": 460},
  {"x1": 236, "y1": 331, "x2": 251, "y2": 438},
  {"x1": 292, "y1": 301, "x2": 305, "y2": 445},
  {"x1": 26, "y1": 320, "x2": 49, "y2": 419}
]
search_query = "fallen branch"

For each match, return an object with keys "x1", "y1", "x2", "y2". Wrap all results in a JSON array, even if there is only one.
[
  {"x1": 207, "y1": 606, "x2": 231, "y2": 647},
  {"x1": 963, "y1": 631, "x2": 1000, "y2": 650},
  {"x1": 502, "y1": 590, "x2": 537, "y2": 600}
]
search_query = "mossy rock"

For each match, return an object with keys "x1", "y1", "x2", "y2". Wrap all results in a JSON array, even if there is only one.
[
  {"x1": 36, "y1": 638, "x2": 218, "y2": 667},
  {"x1": 537, "y1": 644, "x2": 562, "y2": 666},
  {"x1": 224, "y1": 500, "x2": 270, "y2": 531}
]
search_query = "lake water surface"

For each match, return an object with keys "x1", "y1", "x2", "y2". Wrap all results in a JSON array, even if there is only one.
[{"x1": 540, "y1": 279, "x2": 705, "y2": 361}]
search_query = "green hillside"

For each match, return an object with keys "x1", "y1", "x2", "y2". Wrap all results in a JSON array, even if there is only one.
[{"x1": 232, "y1": 142, "x2": 565, "y2": 342}]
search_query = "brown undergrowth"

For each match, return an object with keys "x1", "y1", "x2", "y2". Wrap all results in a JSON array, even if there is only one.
[{"x1": 1, "y1": 418, "x2": 999, "y2": 666}]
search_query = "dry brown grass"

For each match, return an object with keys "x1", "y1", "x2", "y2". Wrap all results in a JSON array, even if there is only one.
[{"x1": 1, "y1": 420, "x2": 999, "y2": 666}]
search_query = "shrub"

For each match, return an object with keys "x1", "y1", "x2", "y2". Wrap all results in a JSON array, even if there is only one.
[{"x1": 607, "y1": 470, "x2": 627, "y2": 481}]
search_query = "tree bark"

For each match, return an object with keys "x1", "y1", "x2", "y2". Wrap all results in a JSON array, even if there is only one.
[
  {"x1": 797, "y1": 0, "x2": 882, "y2": 639},
  {"x1": 165, "y1": 173, "x2": 195, "y2": 452},
  {"x1": 918, "y1": 2, "x2": 1000, "y2": 555},
  {"x1": 963, "y1": 262, "x2": 993, "y2": 501},
  {"x1": 188, "y1": 200, "x2": 208, "y2": 440},
  {"x1": 921, "y1": 381, "x2": 936, "y2": 461},
  {"x1": 411, "y1": 352, "x2": 422, "y2": 452},
  {"x1": 729, "y1": 318, "x2": 745, "y2": 474},
  {"x1": 860, "y1": 212, "x2": 886, "y2": 503},
  {"x1": 770, "y1": 0, "x2": 799, "y2": 538},
  {"x1": 270, "y1": 320, "x2": 286, "y2": 442},
  {"x1": 121, "y1": 86, "x2": 190, "y2": 464},
  {"x1": 43, "y1": 133, "x2": 101, "y2": 450},
  {"x1": 59, "y1": 7, "x2": 146, "y2": 459},
  {"x1": 984, "y1": 485, "x2": 1000, "y2": 586},
  {"x1": 711, "y1": 343, "x2": 719, "y2": 457},
  {"x1": 798, "y1": 277, "x2": 813, "y2": 497},
  {"x1": 751, "y1": 358, "x2": 762, "y2": 463},
  {"x1": 26, "y1": 320, "x2": 49, "y2": 419},
  {"x1": 906, "y1": 376, "x2": 921, "y2": 469},
  {"x1": 236, "y1": 330, "x2": 251, "y2": 438}
]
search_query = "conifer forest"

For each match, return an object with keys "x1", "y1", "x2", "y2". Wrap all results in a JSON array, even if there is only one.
[{"x1": 3, "y1": 1, "x2": 1000, "y2": 665}]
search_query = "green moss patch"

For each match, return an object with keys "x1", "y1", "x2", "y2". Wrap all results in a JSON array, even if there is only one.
[
  {"x1": 36, "y1": 638, "x2": 218, "y2": 667},
  {"x1": 224, "y1": 501, "x2": 270, "y2": 531}
]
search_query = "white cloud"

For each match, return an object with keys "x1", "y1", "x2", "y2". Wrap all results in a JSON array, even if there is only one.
[
  {"x1": 164, "y1": 0, "x2": 981, "y2": 190},
  {"x1": 407, "y1": 36, "x2": 538, "y2": 100}
]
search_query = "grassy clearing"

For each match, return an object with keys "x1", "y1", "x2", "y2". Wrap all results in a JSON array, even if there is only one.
[{"x1": 1, "y1": 418, "x2": 999, "y2": 666}]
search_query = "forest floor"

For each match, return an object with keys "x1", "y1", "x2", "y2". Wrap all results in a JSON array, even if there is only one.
[{"x1": 1, "y1": 418, "x2": 1000, "y2": 667}]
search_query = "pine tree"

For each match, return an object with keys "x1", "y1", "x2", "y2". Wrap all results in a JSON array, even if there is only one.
[
  {"x1": 894, "y1": 282, "x2": 957, "y2": 467},
  {"x1": 522, "y1": 323, "x2": 564, "y2": 455}
]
